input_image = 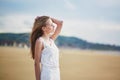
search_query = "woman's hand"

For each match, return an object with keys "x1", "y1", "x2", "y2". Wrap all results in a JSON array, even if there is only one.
[{"x1": 51, "y1": 17, "x2": 63, "y2": 26}]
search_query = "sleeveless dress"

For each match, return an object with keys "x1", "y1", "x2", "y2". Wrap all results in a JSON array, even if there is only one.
[{"x1": 38, "y1": 37, "x2": 60, "y2": 80}]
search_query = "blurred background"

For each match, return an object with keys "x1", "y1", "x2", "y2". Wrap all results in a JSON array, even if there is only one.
[{"x1": 0, "y1": 0, "x2": 120, "y2": 80}]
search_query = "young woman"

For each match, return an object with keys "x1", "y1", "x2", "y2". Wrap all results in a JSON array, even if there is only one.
[{"x1": 30, "y1": 16, "x2": 63, "y2": 80}]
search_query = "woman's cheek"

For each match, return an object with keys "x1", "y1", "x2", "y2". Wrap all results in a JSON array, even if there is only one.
[
  {"x1": 47, "y1": 27, "x2": 53, "y2": 33},
  {"x1": 50, "y1": 27, "x2": 54, "y2": 32}
]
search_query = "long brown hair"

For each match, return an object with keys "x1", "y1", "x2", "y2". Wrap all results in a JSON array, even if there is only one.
[{"x1": 30, "y1": 16, "x2": 50, "y2": 59}]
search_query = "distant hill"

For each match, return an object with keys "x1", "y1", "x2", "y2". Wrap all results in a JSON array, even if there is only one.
[
  {"x1": 0, "y1": 33, "x2": 120, "y2": 51},
  {"x1": 0, "y1": 33, "x2": 30, "y2": 46}
]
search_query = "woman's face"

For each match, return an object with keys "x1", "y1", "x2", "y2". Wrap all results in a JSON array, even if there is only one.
[{"x1": 42, "y1": 18, "x2": 54, "y2": 34}]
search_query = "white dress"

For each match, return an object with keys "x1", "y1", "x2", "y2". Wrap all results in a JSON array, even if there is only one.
[{"x1": 38, "y1": 37, "x2": 60, "y2": 80}]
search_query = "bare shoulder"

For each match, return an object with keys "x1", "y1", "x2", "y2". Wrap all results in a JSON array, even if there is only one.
[
  {"x1": 36, "y1": 37, "x2": 42, "y2": 44},
  {"x1": 35, "y1": 37, "x2": 44, "y2": 49}
]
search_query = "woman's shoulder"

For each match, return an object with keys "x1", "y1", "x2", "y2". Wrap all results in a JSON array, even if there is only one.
[{"x1": 36, "y1": 37, "x2": 44, "y2": 44}]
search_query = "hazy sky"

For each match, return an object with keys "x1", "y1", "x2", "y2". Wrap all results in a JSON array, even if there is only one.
[{"x1": 0, "y1": 0, "x2": 120, "y2": 46}]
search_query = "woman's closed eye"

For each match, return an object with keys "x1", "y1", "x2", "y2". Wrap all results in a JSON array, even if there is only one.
[{"x1": 47, "y1": 24, "x2": 55, "y2": 28}]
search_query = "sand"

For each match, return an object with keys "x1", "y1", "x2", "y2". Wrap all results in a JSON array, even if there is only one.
[{"x1": 0, "y1": 46, "x2": 120, "y2": 80}]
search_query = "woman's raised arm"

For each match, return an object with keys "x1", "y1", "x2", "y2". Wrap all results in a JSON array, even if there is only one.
[{"x1": 50, "y1": 17, "x2": 63, "y2": 41}]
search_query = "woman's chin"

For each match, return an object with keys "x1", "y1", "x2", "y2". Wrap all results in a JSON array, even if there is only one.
[{"x1": 49, "y1": 32, "x2": 54, "y2": 36}]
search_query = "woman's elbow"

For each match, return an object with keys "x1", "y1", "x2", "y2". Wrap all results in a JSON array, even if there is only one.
[
  {"x1": 60, "y1": 21, "x2": 63, "y2": 26},
  {"x1": 58, "y1": 21, "x2": 63, "y2": 27}
]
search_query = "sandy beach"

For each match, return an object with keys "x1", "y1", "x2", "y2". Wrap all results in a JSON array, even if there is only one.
[{"x1": 0, "y1": 47, "x2": 120, "y2": 80}]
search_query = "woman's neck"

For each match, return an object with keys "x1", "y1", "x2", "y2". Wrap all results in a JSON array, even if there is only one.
[
  {"x1": 42, "y1": 34, "x2": 50, "y2": 41},
  {"x1": 42, "y1": 34, "x2": 52, "y2": 45}
]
